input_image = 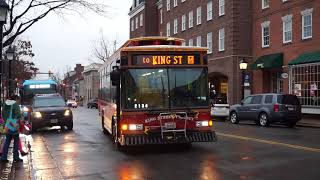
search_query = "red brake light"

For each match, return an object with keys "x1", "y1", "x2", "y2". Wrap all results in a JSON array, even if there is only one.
[{"x1": 274, "y1": 104, "x2": 279, "y2": 112}]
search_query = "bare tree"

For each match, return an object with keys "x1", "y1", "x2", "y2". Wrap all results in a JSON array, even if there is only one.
[
  {"x1": 3, "y1": 0, "x2": 108, "y2": 48},
  {"x1": 92, "y1": 30, "x2": 117, "y2": 62}
]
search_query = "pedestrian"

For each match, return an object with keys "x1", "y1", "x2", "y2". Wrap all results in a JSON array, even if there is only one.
[{"x1": 0, "y1": 94, "x2": 23, "y2": 163}]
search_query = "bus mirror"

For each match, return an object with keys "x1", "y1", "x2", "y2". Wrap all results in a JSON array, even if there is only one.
[{"x1": 110, "y1": 69, "x2": 120, "y2": 86}]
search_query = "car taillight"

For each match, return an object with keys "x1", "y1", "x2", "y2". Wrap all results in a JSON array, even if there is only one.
[{"x1": 274, "y1": 104, "x2": 279, "y2": 112}]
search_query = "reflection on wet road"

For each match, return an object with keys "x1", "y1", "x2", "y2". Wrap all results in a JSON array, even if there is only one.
[{"x1": 28, "y1": 107, "x2": 320, "y2": 180}]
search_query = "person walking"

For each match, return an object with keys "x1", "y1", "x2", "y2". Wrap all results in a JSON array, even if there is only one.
[{"x1": 0, "y1": 95, "x2": 23, "y2": 163}]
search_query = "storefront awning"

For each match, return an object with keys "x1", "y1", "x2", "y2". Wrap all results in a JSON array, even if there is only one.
[
  {"x1": 250, "y1": 53, "x2": 283, "y2": 70},
  {"x1": 289, "y1": 51, "x2": 320, "y2": 65}
]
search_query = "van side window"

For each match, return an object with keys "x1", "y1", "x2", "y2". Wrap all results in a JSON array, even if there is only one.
[
  {"x1": 251, "y1": 95, "x2": 263, "y2": 104},
  {"x1": 243, "y1": 96, "x2": 253, "y2": 104},
  {"x1": 264, "y1": 95, "x2": 273, "y2": 104}
]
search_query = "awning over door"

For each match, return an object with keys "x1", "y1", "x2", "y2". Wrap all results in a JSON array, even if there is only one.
[
  {"x1": 289, "y1": 51, "x2": 320, "y2": 65},
  {"x1": 250, "y1": 53, "x2": 283, "y2": 70}
]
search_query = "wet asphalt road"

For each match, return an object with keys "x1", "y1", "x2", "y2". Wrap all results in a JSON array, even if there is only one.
[{"x1": 30, "y1": 107, "x2": 320, "y2": 180}]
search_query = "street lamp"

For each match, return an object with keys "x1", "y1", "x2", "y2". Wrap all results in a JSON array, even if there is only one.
[
  {"x1": 6, "y1": 46, "x2": 15, "y2": 97},
  {"x1": 239, "y1": 59, "x2": 248, "y2": 100},
  {"x1": 0, "y1": 0, "x2": 9, "y2": 108}
]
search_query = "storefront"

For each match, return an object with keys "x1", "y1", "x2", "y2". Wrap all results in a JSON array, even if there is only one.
[
  {"x1": 250, "y1": 53, "x2": 284, "y2": 94},
  {"x1": 289, "y1": 51, "x2": 320, "y2": 114}
]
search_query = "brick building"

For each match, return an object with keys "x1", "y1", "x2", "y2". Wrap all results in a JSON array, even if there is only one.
[
  {"x1": 83, "y1": 63, "x2": 102, "y2": 105},
  {"x1": 251, "y1": 0, "x2": 320, "y2": 114},
  {"x1": 62, "y1": 64, "x2": 84, "y2": 100},
  {"x1": 129, "y1": 0, "x2": 253, "y2": 105},
  {"x1": 129, "y1": 0, "x2": 159, "y2": 38}
]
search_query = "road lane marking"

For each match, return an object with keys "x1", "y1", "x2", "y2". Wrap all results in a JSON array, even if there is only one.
[{"x1": 216, "y1": 132, "x2": 320, "y2": 153}]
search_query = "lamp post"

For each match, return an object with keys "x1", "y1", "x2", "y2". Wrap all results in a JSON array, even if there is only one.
[
  {"x1": 6, "y1": 45, "x2": 15, "y2": 97},
  {"x1": 0, "y1": 0, "x2": 9, "y2": 108},
  {"x1": 239, "y1": 59, "x2": 248, "y2": 100}
]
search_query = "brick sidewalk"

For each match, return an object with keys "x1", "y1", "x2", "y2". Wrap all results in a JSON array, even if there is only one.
[{"x1": 0, "y1": 135, "x2": 32, "y2": 180}]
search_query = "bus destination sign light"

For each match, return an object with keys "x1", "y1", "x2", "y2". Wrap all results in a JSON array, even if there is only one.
[{"x1": 132, "y1": 55, "x2": 200, "y2": 66}]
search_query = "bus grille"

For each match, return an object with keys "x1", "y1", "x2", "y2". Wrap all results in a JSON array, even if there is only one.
[{"x1": 121, "y1": 131, "x2": 217, "y2": 146}]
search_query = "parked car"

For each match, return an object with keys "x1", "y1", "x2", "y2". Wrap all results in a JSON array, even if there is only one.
[
  {"x1": 229, "y1": 93, "x2": 301, "y2": 127},
  {"x1": 30, "y1": 94, "x2": 73, "y2": 132},
  {"x1": 66, "y1": 99, "x2": 78, "y2": 108},
  {"x1": 87, "y1": 99, "x2": 98, "y2": 109},
  {"x1": 211, "y1": 97, "x2": 229, "y2": 119}
]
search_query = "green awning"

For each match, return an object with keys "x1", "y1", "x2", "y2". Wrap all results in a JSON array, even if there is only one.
[
  {"x1": 250, "y1": 53, "x2": 283, "y2": 70},
  {"x1": 288, "y1": 51, "x2": 320, "y2": 65}
]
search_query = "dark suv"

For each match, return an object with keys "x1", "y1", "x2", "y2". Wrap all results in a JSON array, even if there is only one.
[
  {"x1": 87, "y1": 99, "x2": 98, "y2": 109},
  {"x1": 229, "y1": 94, "x2": 301, "y2": 127},
  {"x1": 30, "y1": 94, "x2": 73, "y2": 132}
]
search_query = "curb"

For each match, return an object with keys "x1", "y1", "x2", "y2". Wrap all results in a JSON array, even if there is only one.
[{"x1": 296, "y1": 123, "x2": 320, "y2": 128}]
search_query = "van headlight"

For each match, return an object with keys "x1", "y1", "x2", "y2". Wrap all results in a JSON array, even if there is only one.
[
  {"x1": 34, "y1": 112, "x2": 42, "y2": 118},
  {"x1": 64, "y1": 110, "x2": 71, "y2": 116},
  {"x1": 22, "y1": 106, "x2": 29, "y2": 112}
]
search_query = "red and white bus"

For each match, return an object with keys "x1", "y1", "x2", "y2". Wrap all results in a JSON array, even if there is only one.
[{"x1": 98, "y1": 37, "x2": 216, "y2": 148}]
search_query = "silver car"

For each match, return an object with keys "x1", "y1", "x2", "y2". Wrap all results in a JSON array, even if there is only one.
[{"x1": 229, "y1": 93, "x2": 302, "y2": 127}]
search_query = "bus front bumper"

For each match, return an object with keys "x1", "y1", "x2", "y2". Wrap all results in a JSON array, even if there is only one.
[{"x1": 119, "y1": 131, "x2": 217, "y2": 146}]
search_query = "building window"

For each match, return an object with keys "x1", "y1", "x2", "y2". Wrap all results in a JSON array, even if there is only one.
[
  {"x1": 174, "y1": 19, "x2": 178, "y2": 34},
  {"x1": 290, "y1": 64, "x2": 320, "y2": 107},
  {"x1": 167, "y1": 0, "x2": 170, "y2": 11},
  {"x1": 174, "y1": 0, "x2": 177, "y2": 7},
  {"x1": 160, "y1": 31, "x2": 163, "y2": 36},
  {"x1": 167, "y1": 22, "x2": 171, "y2": 36},
  {"x1": 261, "y1": 21, "x2": 270, "y2": 48},
  {"x1": 182, "y1": 14, "x2": 186, "y2": 31},
  {"x1": 182, "y1": 41, "x2": 186, "y2": 46},
  {"x1": 160, "y1": 9, "x2": 163, "y2": 24},
  {"x1": 189, "y1": 39, "x2": 193, "y2": 46},
  {"x1": 262, "y1": 0, "x2": 269, "y2": 9},
  {"x1": 189, "y1": 11, "x2": 193, "y2": 28},
  {"x1": 135, "y1": 17, "x2": 139, "y2": 29},
  {"x1": 207, "y1": 1, "x2": 213, "y2": 21},
  {"x1": 197, "y1": 36, "x2": 202, "y2": 47},
  {"x1": 197, "y1": 6, "x2": 201, "y2": 25},
  {"x1": 282, "y1": 14, "x2": 292, "y2": 43},
  {"x1": 131, "y1": 20, "x2": 134, "y2": 31},
  {"x1": 219, "y1": 0, "x2": 225, "y2": 16},
  {"x1": 207, "y1": 32, "x2": 212, "y2": 54},
  {"x1": 140, "y1": 14, "x2": 143, "y2": 27},
  {"x1": 301, "y1": 8, "x2": 313, "y2": 40},
  {"x1": 219, "y1": 28, "x2": 225, "y2": 51}
]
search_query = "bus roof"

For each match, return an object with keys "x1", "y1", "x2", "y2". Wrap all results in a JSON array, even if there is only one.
[
  {"x1": 122, "y1": 45, "x2": 208, "y2": 52},
  {"x1": 23, "y1": 79, "x2": 57, "y2": 86}
]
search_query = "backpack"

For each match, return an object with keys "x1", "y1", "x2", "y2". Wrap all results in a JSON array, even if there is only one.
[{"x1": 4, "y1": 105, "x2": 19, "y2": 133}]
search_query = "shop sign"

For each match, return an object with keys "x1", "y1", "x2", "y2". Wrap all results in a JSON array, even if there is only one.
[
  {"x1": 310, "y1": 83, "x2": 317, "y2": 97},
  {"x1": 281, "y1": 73, "x2": 289, "y2": 79},
  {"x1": 294, "y1": 84, "x2": 302, "y2": 96}
]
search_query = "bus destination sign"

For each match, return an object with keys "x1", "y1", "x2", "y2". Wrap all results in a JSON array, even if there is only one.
[{"x1": 132, "y1": 55, "x2": 200, "y2": 66}]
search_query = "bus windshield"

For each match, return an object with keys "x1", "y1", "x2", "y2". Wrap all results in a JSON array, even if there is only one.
[{"x1": 123, "y1": 68, "x2": 208, "y2": 110}]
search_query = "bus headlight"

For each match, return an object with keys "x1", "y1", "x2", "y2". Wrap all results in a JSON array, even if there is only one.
[
  {"x1": 121, "y1": 124, "x2": 143, "y2": 131},
  {"x1": 34, "y1": 112, "x2": 42, "y2": 119},
  {"x1": 196, "y1": 121, "x2": 212, "y2": 127},
  {"x1": 129, "y1": 124, "x2": 143, "y2": 131},
  {"x1": 64, "y1": 110, "x2": 71, "y2": 116}
]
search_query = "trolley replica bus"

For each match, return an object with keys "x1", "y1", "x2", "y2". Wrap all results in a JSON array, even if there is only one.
[{"x1": 99, "y1": 37, "x2": 216, "y2": 148}]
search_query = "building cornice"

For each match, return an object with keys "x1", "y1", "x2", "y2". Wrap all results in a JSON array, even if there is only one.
[{"x1": 128, "y1": 2, "x2": 145, "y2": 18}]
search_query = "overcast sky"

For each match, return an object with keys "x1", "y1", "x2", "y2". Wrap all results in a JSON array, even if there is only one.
[{"x1": 23, "y1": 0, "x2": 131, "y2": 77}]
